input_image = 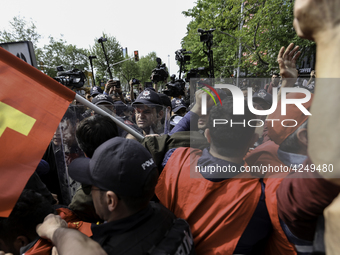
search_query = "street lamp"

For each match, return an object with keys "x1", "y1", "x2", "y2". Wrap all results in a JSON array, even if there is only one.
[
  {"x1": 97, "y1": 37, "x2": 113, "y2": 79},
  {"x1": 89, "y1": 55, "x2": 97, "y2": 86}
]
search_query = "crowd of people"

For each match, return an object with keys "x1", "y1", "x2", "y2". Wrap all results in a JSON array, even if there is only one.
[{"x1": 2, "y1": 1, "x2": 340, "y2": 255}]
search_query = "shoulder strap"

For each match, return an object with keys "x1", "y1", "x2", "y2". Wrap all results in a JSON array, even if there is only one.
[
  {"x1": 108, "y1": 203, "x2": 175, "y2": 254},
  {"x1": 148, "y1": 218, "x2": 196, "y2": 255}
]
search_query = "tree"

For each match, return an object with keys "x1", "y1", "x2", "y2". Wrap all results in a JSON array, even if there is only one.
[
  {"x1": 90, "y1": 33, "x2": 124, "y2": 83},
  {"x1": 0, "y1": 16, "x2": 89, "y2": 81},
  {"x1": 117, "y1": 52, "x2": 159, "y2": 92},
  {"x1": 138, "y1": 52, "x2": 159, "y2": 85},
  {"x1": 181, "y1": 0, "x2": 316, "y2": 78},
  {"x1": 119, "y1": 57, "x2": 140, "y2": 91},
  {"x1": 0, "y1": 16, "x2": 41, "y2": 50},
  {"x1": 39, "y1": 36, "x2": 89, "y2": 78}
]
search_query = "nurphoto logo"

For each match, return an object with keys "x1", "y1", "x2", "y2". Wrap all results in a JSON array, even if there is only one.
[{"x1": 199, "y1": 83, "x2": 312, "y2": 128}]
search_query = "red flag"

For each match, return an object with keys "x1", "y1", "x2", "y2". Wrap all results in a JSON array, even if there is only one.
[{"x1": 0, "y1": 46, "x2": 75, "y2": 217}]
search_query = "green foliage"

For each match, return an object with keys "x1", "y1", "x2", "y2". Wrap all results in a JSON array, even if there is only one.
[
  {"x1": 0, "y1": 16, "x2": 89, "y2": 80},
  {"x1": 181, "y1": 0, "x2": 316, "y2": 78},
  {"x1": 117, "y1": 52, "x2": 159, "y2": 91},
  {"x1": 0, "y1": 17, "x2": 160, "y2": 91},
  {"x1": 90, "y1": 33, "x2": 124, "y2": 82},
  {"x1": 119, "y1": 58, "x2": 140, "y2": 91},
  {"x1": 39, "y1": 36, "x2": 89, "y2": 77},
  {"x1": 0, "y1": 16, "x2": 41, "y2": 50},
  {"x1": 137, "y1": 52, "x2": 158, "y2": 84}
]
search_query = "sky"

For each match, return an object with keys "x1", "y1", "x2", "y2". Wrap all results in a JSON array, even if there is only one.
[{"x1": 1, "y1": 0, "x2": 197, "y2": 77}]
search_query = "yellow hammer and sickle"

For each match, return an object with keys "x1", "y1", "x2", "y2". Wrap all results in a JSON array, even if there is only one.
[{"x1": 0, "y1": 102, "x2": 36, "y2": 137}]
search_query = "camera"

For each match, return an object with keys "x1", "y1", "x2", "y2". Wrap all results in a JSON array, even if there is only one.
[
  {"x1": 106, "y1": 79, "x2": 120, "y2": 89},
  {"x1": 53, "y1": 66, "x2": 86, "y2": 88},
  {"x1": 144, "y1": 82, "x2": 153, "y2": 89},
  {"x1": 175, "y1": 49, "x2": 191, "y2": 63},
  {"x1": 150, "y1": 58, "x2": 169, "y2": 83},
  {"x1": 97, "y1": 37, "x2": 107, "y2": 43},
  {"x1": 185, "y1": 67, "x2": 207, "y2": 82},
  {"x1": 131, "y1": 78, "x2": 140, "y2": 85},
  {"x1": 197, "y1": 28, "x2": 215, "y2": 42},
  {"x1": 176, "y1": 49, "x2": 192, "y2": 80},
  {"x1": 162, "y1": 74, "x2": 185, "y2": 97}
]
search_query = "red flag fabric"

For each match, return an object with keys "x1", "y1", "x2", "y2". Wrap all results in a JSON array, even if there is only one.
[{"x1": 0, "y1": 46, "x2": 75, "y2": 217}]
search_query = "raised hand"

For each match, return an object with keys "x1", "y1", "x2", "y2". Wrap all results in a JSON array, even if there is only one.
[{"x1": 277, "y1": 43, "x2": 301, "y2": 80}]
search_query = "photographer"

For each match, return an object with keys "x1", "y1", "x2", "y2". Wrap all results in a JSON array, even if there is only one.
[
  {"x1": 150, "y1": 58, "x2": 169, "y2": 92},
  {"x1": 104, "y1": 79, "x2": 126, "y2": 103}
]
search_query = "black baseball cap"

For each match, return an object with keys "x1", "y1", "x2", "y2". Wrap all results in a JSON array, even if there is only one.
[
  {"x1": 92, "y1": 94, "x2": 115, "y2": 106},
  {"x1": 132, "y1": 89, "x2": 161, "y2": 106},
  {"x1": 68, "y1": 137, "x2": 157, "y2": 197},
  {"x1": 90, "y1": 86, "x2": 103, "y2": 97},
  {"x1": 113, "y1": 101, "x2": 128, "y2": 116},
  {"x1": 158, "y1": 93, "x2": 172, "y2": 111},
  {"x1": 171, "y1": 98, "x2": 187, "y2": 113},
  {"x1": 252, "y1": 89, "x2": 272, "y2": 106}
]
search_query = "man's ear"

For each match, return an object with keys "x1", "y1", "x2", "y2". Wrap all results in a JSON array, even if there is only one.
[
  {"x1": 157, "y1": 110, "x2": 164, "y2": 119},
  {"x1": 297, "y1": 128, "x2": 308, "y2": 147},
  {"x1": 204, "y1": 128, "x2": 211, "y2": 143},
  {"x1": 14, "y1": 236, "x2": 29, "y2": 251},
  {"x1": 106, "y1": 191, "x2": 119, "y2": 212}
]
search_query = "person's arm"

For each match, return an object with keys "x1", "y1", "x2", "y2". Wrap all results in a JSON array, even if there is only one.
[
  {"x1": 169, "y1": 89, "x2": 214, "y2": 135},
  {"x1": 306, "y1": 70, "x2": 315, "y2": 86},
  {"x1": 112, "y1": 86, "x2": 126, "y2": 103},
  {"x1": 277, "y1": 158, "x2": 340, "y2": 241},
  {"x1": 168, "y1": 111, "x2": 198, "y2": 135},
  {"x1": 104, "y1": 80, "x2": 113, "y2": 95},
  {"x1": 294, "y1": 0, "x2": 340, "y2": 184},
  {"x1": 276, "y1": 42, "x2": 301, "y2": 100},
  {"x1": 36, "y1": 214, "x2": 107, "y2": 255},
  {"x1": 129, "y1": 80, "x2": 136, "y2": 102}
]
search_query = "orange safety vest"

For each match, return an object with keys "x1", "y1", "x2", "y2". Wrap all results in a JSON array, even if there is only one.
[
  {"x1": 264, "y1": 177, "x2": 297, "y2": 255},
  {"x1": 25, "y1": 207, "x2": 92, "y2": 255},
  {"x1": 156, "y1": 147, "x2": 296, "y2": 255}
]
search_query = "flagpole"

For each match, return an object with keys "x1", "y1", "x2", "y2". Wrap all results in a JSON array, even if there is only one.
[{"x1": 75, "y1": 94, "x2": 144, "y2": 142}]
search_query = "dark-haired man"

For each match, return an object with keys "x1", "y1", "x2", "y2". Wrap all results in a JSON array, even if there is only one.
[
  {"x1": 68, "y1": 114, "x2": 119, "y2": 222},
  {"x1": 157, "y1": 97, "x2": 269, "y2": 254},
  {"x1": 37, "y1": 137, "x2": 195, "y2": 255}
]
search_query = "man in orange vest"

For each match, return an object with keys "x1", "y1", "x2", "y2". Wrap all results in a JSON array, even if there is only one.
[
  {"x1": 156, "y1": 95, "x2": 277, "y2": 254},
  {"x1": 155, "y1": 44, "x2": 326, "y2": 254}
]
